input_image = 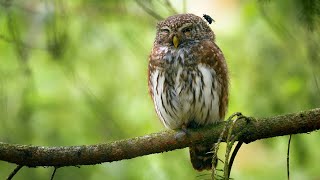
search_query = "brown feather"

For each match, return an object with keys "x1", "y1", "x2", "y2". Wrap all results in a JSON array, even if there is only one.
[{"x1": 148, "y1": 13, "x2": 229, "y2": 171}]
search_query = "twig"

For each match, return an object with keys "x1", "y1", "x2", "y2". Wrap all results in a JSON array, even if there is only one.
[
  {"x1": 51, "y1": 167, "x2": 58, "y2": 180},
  {"x1": 223, "y1": 113, "x2": 243, "y2": 179},
  {"x1": 162, "y1": 0, "x2": 178, "y2": 14},
  {"x1": 227, "y1": 141, "x2": 243, "y2": 178},
  {"x1": 227, "y1": 114, "x2": 254, "y2": 178},
  {"x1": 211, "y1": 115, "x2": 233, "y2": 179},
  {"x1": 258, "y1": 3, "x2": 296, "y2": 41},
  {"x1": 135, "y1": 0, "x2": 163, "y2": 20},
  {"x1": 7, "y1": 165, "x2": 23, "y2": 180},
  {"x1": 306, "y1": 32, "x2": 320, "y2": 103},
  {"x1": 287, "y1": 135, "x2": 292, "y2": 180},
  {"x1": 211, "y1": 112, "x2": 242, "y2": 179},
  {"x1": 6, "y1": 12, "x2": 29, "y2": 62}
]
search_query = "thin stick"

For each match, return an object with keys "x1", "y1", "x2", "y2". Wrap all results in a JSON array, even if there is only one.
[
  {"x1": 163, "y1": 0, "x2": 177, "y2": 14},
  {"x1": 212, "y1": 112, "x2": 241, "y2": 180},
  {"x1": 7, "y1": 165, "x2": 23, "y2": 180},
  {"x1": 51, "y1": 167, "x2": 58, "y2": 180},
  {"x1": 223, "y1": 115, "x2": 240, "y2": 179},
  {"x1": 224, "y1": 113, "x2": 248, "y2": 179},
  {"x1": 135, "y1": 0, "x2": 163, "y2": 20},
  {"x1": 227, "y1": 141, "x2": 243, "y2": 179},
  {"x1": 211, "y1": 118, "x2": 232, "y2": 179},
  {"x1": 287, "y1": 135, "x2": 292, "y2": 180}
]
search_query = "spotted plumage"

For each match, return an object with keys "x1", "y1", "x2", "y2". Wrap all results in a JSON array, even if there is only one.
[{"x1": 148, "y1": 14, "x2": 229, "y2": 171}]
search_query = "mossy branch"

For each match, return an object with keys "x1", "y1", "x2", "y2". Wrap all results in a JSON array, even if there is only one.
[{"x1": 0, "y1": 108, "x2": 319, "y2": 167}]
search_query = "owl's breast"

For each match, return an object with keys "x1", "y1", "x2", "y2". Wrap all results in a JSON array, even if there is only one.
[
  {"x1": 149, "y1": 42, "x2": 224, "y2": 129},
  {"x1": 150, "y1": 62, "x2": 221, "y2": 129}
]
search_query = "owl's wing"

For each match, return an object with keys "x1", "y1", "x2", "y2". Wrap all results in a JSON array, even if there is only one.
[
  {"x1": 148, "y1": 46, "x2": 167, "y2": 99},
  {"x1": 196, "y1": 40, "x2": 229, "y2": 120},
  {"x1": 148, "y1": 54, "x2": 156, "y2": 100}
]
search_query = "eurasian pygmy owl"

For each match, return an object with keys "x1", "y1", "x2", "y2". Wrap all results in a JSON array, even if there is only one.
[{"x1": 148, "y1": 13, "x2": 229, "y2": 171}]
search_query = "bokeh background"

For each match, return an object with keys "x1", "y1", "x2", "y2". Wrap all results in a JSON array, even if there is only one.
[{"x1": 0, "y1": 0, "x2": 320, "y2": 179}]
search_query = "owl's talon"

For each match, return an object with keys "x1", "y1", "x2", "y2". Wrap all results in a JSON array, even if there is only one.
[
  {"x1": 181, "y1": 124, "x2": 190, "y2": 135},
  {"x1": 227, "y1": 112, "x2": 256, "y2": 124},
  {"x1": 236, "y1": 114, "x2": 256, "y2": 124},
  {"x1": 175, "y1": 131, "x2": 187, "y2": 142},
  {"x1": 174, "y1": 124, "x2": 190, "y2": 141}
]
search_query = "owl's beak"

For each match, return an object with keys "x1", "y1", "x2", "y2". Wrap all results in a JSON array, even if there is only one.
[{"x1": 173, "y1": 35, "x2": 179, "y2": 48}]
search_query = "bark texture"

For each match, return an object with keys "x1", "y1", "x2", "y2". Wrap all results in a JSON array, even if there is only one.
[{"x1": 0, "y1": 108, "x2": 319, "y2": 167}]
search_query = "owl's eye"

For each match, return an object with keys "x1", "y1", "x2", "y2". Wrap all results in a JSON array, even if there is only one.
[
  {"x1": 160, "y1": 27, "x2": 170, "y2": 36},
  {"x1": 182, "y1": 26, "x2": 192, "y2": 36}
]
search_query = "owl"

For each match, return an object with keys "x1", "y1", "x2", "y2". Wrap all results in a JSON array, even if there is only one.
[{"x1": 148, "y1": 14, "x2": 229, "y2": 171}]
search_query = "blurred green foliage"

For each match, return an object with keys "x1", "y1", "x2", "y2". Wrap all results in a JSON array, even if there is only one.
[{"x1": 0, "y1": 0, "x2": 319, "y2": 179}]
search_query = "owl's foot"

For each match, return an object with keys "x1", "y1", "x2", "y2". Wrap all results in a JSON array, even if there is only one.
[
  {"x1": 228, "y1": 112, "x2": 256, "y2": 124},
  {"x1": 174, "y1": 124, "x2": 190, "y2": 142}
]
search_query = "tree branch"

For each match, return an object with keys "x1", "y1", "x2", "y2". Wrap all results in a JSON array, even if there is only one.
[{"x1": 0, "y1": 108, "x2": 319, "y2": 167}]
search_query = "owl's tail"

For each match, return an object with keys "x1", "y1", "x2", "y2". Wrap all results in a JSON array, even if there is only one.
[{"x1": 189, "y1": 143, "x2": 217, "y2": 171}]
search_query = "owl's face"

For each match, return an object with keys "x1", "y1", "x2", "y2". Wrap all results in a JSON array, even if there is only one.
[{"x1": 154, "y1": 14, "x2": 215, "y2": 49}]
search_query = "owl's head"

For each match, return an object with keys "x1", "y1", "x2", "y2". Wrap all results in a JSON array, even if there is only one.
[{"x1": 154, "y1": 14, "x2": 215, "y2": 48}]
